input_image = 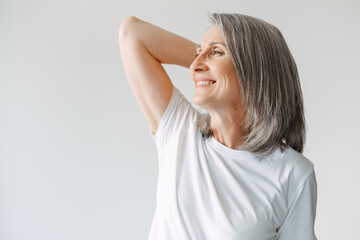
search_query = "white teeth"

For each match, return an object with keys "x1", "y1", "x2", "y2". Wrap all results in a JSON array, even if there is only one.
[{"x1": 197, "y1": 81, "x2": 215, "y2": 86}]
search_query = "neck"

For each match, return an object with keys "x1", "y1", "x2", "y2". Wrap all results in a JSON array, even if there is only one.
[{"x1": 209, "y1": 109, "x2": 247, "y2": 149}]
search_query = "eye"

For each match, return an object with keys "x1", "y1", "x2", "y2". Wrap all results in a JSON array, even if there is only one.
[
  {"x1": 211, "y1": 49, "x2": 224, "y2": 55},
  {"x1": 195, "y1": 48, "x2": 224, "y2": 58}
]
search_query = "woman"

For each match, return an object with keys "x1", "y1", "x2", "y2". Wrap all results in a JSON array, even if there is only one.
[{"x1": 119, "y1": 13, "x2": 317, "y2": 240}]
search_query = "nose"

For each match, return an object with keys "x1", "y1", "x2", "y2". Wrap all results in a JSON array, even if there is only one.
[{"x1": 190, "y1": 53, "x2": 209, "y2": 72}]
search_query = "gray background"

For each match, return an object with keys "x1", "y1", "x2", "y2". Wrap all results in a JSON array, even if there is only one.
[{"x1": 1, "y1": 0, "x2": 359, "y2": 239}]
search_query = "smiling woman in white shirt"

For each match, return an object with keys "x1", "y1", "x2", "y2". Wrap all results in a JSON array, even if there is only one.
[{"x1": 118, "y1": 13, "x2": 317, "y2": 240}]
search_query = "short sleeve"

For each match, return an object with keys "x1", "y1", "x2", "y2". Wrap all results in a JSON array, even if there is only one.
[
  {"x1": 148, "y1": 86, "x2": 199, "y2": 150},
  {"x1": 276, "y1": 170, "x2": 318, "y2": 240}
]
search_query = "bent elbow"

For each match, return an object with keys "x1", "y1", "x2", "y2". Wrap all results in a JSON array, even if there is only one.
[{"x1": 118, "y1": 16, "x2": 139, "y2": 40}]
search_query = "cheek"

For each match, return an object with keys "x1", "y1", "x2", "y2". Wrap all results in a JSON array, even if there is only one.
[
  {"x1": 225, "y1": 65, "x2": 239, "y2": 87},
  {"x1": 212, "y1": 67, "x2": 236, "y2": 89}
]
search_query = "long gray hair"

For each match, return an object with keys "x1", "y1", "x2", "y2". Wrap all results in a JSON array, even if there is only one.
[{"x1": 198, "y1": 13, "x2": 306, "y2": 158}]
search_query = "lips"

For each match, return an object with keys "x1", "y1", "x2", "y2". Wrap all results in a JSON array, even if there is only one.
[
  {"x1": 195, "y1": 78, "x2": 216, "y2": 83},
  {"x1": 195, "y1": 78, "x2": 216, "y2": 87}
]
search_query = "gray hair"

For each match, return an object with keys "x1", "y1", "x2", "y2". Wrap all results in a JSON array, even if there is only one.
[{"x1": 198, "y1": 13, "x2": 306, "y2": 158}]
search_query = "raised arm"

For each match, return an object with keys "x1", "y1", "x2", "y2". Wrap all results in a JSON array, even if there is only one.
[{"x1": 118, "y1": 16, "x2": 197, "y2": 134}]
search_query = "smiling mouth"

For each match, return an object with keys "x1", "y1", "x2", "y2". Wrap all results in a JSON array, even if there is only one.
[{"x1": 195, "y1": 80, "x2": 216, "y2": 87}]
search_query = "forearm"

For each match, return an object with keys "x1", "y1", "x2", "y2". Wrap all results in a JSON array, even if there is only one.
[{"x1": 119, "y1": 16, "x2": 197, "y2": 68}]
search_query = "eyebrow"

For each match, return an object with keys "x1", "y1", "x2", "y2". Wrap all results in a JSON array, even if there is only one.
[{"x1": 196, "y1": 42, "x2": 227, "y2": 50}]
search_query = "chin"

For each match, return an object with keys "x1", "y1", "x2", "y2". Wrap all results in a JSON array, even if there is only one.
[
  {"x1": 192, "y1": 94, "x2": 202, "y2": 106},
  {"x1": 192, "y1": 94, "x2": 210, "y2": 109}
]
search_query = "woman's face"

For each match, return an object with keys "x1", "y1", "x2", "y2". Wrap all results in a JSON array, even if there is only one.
[{"x1": 190, "y1": 25, "x2": 243, "y2": 112}]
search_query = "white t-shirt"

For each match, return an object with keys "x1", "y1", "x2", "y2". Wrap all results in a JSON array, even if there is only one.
[{"x1": 148, "y1": 87, "x2": 317, "y2": 240}]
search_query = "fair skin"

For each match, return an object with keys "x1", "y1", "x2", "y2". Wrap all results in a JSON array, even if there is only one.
[
  {"x1": 119, "y1": 16, "x2": 196, "y2": 135},
  {"x1": 190, "y1": 25, "x2": 247, "y2": 148},
  {"x1": 119, "y1": 17, "x2": 246, "y2": 149}
]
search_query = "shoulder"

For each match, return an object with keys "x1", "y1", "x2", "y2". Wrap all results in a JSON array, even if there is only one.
[
  {"x1": 280, "y1": 147, "x2": 314, "y2": 180},
  {"x1": 265, "y1": 146, "x2": 315, "y2": 195},
  {"x1": 271, "y1": 146, "x2": 316, "y2": 201},
  {"x1": 271, "y1": 147, "x2": 318, "y2": 239},
  {"x1": 169, "y1": 87, "x2": 200, "y2": 123},
  {"x1": 152, "y1": 86, "x2": 201, "y2": 142}
]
